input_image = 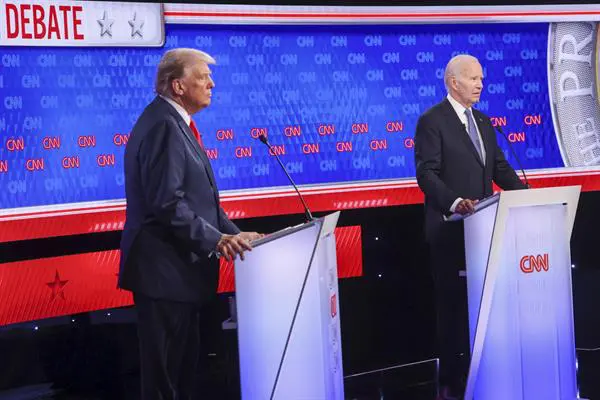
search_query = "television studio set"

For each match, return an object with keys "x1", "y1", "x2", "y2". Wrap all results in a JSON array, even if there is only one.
[{"x1": 1, "y1": 0, "x2": 600, "y2": 399}]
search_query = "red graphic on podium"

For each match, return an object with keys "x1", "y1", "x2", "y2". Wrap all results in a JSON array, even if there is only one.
[
  {"x1": 330, "y1": 293, "x2": 337, "y2": 318},
  {"x1": 520, "y1": 254, "x2": 549, "y2": 274}
]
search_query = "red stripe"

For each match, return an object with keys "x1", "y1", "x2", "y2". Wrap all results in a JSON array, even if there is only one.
[
  {"x1": 1, "y1": 170, "x2": 598, "y2": 219},
  {"x1": 223, "y1": 181, "x2": 418, "y2": 199},
  {"x1": 0, "y1": 225, "x2": 362, "y2": 326},
  {"x1": 0, "y1": 205, "x2": 125, "y2": 220},
  {"x1": 0, "y1": 174, "x2": 598, "y2": 243},
  {"x1": 526, "y1": 170, "x2": 600, "y2": 178},
  {"x1": 0, "y1": 251, "x2": 132, "y2": 326},
  {"x1": 334, "y1": 225, "x2": 363, "y2": 279},
  {"x1": 217, "y1": 225, "x2": 362, "y2": 293},
  {"x1": 164, "y1": 10, "x2": 600, "y2": 19}
]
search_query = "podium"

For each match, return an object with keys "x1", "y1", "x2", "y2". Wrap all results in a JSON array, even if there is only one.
[
  {"x1": 450, "y1": 186, "x2": 581, "y2": 400},
  {"x1": 234, "y1": 212, "x2": 344, "y2": 400}
]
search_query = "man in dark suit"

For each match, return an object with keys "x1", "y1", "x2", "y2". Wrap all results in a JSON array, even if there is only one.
[
  {"x1": 119, "y1": 48, "x2": 260, "y2": 400},
  {"x1": 414, "y1": 54, "x2": 527, "y2": 400}
]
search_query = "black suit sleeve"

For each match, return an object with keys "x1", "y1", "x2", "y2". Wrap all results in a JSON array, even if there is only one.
[
  {"x1": 218, "y1": 207, "x2": 241, "y2": 235},
  {"x1": 138, "y1": 119, "x2": 223, "y2": 254},
  {"x1": 414, "y1": 114, "x2": 460, "y2": 213}
]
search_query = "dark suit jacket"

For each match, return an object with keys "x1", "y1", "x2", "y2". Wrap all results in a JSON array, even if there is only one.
[
  {"x1": 414, "y1": 98, "x2": 527, "y2": 243},
  {"x1": 119, "y1": 96, "x2": 240, "y2": 304}
]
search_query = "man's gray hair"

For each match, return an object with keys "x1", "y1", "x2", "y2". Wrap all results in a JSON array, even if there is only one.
[
  {"x1": 444, "y1": 54, "x2": 479, "y2": 92},
  {"x1": 155, "y1": 48, "x2": 216, "y2": 96}
]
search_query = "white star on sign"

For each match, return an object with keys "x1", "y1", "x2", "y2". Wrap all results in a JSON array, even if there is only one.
[
  {"x1": 97, "y1": 11, "x2": 115, "y2": 38},
  {"x1": 128, "y1": 13, "x2": 145, "y2": 38}
]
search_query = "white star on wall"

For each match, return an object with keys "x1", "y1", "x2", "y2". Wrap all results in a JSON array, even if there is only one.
[
  {"x1": 97, "y1": 11, "x2": 115, "y2": 38},
  {"x1": 128, "y1": 13, "x2": 145, "y2": 38}
]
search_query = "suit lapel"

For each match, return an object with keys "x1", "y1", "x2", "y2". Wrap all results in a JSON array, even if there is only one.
[
  {"x1": 176, "y1": 120, "x2": 219, "y2": 192},
  {"x1": 176, "y1": 120, "x2": 204, "y2": 160},
  {"x1": 154, "y1": 97, "x2": 219, "y2": 192},
  {"x1": 441, "y1": 99, "x2": 484, "y2": 167},
  {"x1": 155, "y1": 96, "x2": 205, "y2": 160}
]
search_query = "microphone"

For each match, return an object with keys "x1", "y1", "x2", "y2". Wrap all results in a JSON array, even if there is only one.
[
  {"x1": 258, "y1": 134, "x2": 314, "y2": 222},
  {"x1": 492, "y1": 123, "x2": 530, "y2": 188}
]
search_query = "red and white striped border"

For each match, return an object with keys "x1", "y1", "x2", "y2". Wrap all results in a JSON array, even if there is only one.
[
  {"x1": 163, "y1": 4, "x2": 600, "y2": 24},
  {"x1": 1, "y1": 167, "x2": 600, "y2": 220},
  {"x1": 0, "y1": 167, "x2": 599, "y2": 223}
]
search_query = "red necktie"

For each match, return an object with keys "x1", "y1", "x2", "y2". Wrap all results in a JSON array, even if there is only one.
[{"x1": 189, "y1": 120, "x2": 204, "y2": 149}]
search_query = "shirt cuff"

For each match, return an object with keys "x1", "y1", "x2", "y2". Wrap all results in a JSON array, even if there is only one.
[{"x1": 450, "y1": 197, "x2": 463, "y2": 213}]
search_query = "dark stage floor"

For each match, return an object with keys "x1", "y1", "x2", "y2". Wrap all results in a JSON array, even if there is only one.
[
  {"x1": 3, "y1": 196, "x2": 600, "y2": 400},
  {"x1": 1, "y1": 350, "x2": 599, "y2": 400}
]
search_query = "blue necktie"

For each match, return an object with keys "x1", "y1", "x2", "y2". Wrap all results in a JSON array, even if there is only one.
[{"x1": 465, "y1": 108, "x2": 483, "y2": 163}]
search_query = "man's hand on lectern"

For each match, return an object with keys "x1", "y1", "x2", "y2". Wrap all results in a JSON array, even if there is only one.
[
  {"x1": 238, "y1": 231, "x2": 263, "y2": 242},
  {"x1": 217, "y1": 233, "x2": 253, "y2": 261},
  {"x1": 455, "y1": 199, "x2": 478, "y2": 215}
]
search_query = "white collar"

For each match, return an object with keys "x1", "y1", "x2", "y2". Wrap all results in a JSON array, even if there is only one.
[
  {"x1": 446, "y1": 93, "x2": 472, "y2": 119},
  {"x1": 160, "y1": 95, "x2": 191, "y2": 125}
]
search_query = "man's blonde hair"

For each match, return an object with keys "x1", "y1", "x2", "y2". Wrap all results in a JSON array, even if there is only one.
[{"x1": 155, "y1": 48, "x2": 216, "y2": 96}]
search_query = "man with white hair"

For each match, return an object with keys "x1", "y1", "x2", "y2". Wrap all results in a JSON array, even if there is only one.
[
  {"x1": 414, "y1": 54, "x2": 527, "y2": 400},
  {"x1": 119, "y1": 48, "x2": 261, "y2": 399}
]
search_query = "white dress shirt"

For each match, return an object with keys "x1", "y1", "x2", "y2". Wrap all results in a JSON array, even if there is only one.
[{"x1": 446, "y1": 94, "x2": 487, "y2": 213}]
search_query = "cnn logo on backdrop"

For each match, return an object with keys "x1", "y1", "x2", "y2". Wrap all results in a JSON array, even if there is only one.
[{"x1": 519, "y1": 253, "x2": 549, "y2": 274}]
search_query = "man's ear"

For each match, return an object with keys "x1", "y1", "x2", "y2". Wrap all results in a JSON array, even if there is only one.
[
  {"x1": 449, "y1": 76, "x2": 458, "y2": 91},
  {"x1": 171, "y1": 79, "x2": 184, "y2": 96}
]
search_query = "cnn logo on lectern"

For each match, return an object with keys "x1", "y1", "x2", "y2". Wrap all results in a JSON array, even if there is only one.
[{"x1": 520, "y1": 253, "x2": 549, "y2": 274}]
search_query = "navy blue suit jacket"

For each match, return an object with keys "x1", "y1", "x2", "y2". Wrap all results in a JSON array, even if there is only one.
[
  {"x1": 414, "y1": 98, "x2": 527, "y2": 242},
  {"x1": 119, "y1": 96, "x2": 240, "y2": 304}
]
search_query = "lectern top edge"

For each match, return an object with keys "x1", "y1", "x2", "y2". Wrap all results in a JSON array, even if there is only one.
[
  {"x1": 447, "y1": 193, "x2": 500, "y2": 222},
  {"x1": 249, "y1": 211, "x2": 342, "y2": 249},
  {"x1": 251, "y1": 219, "x2": 322, "y2": 248},
  {"x1": 446, "y1": 185, "x2": 582, "y2": 222}
]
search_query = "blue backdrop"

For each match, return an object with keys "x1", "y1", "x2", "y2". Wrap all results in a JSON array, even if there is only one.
[{"x1": 0, "y1": 22, "x2": 560, "y2": 208}]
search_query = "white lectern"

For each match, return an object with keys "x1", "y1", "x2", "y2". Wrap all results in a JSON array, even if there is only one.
[
  {"x1": 234, "y1": 212, "x2": 344, "y2": 400},
  {"x1": 451, "y1": 186, "x2": 581, "y2": 400}
]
